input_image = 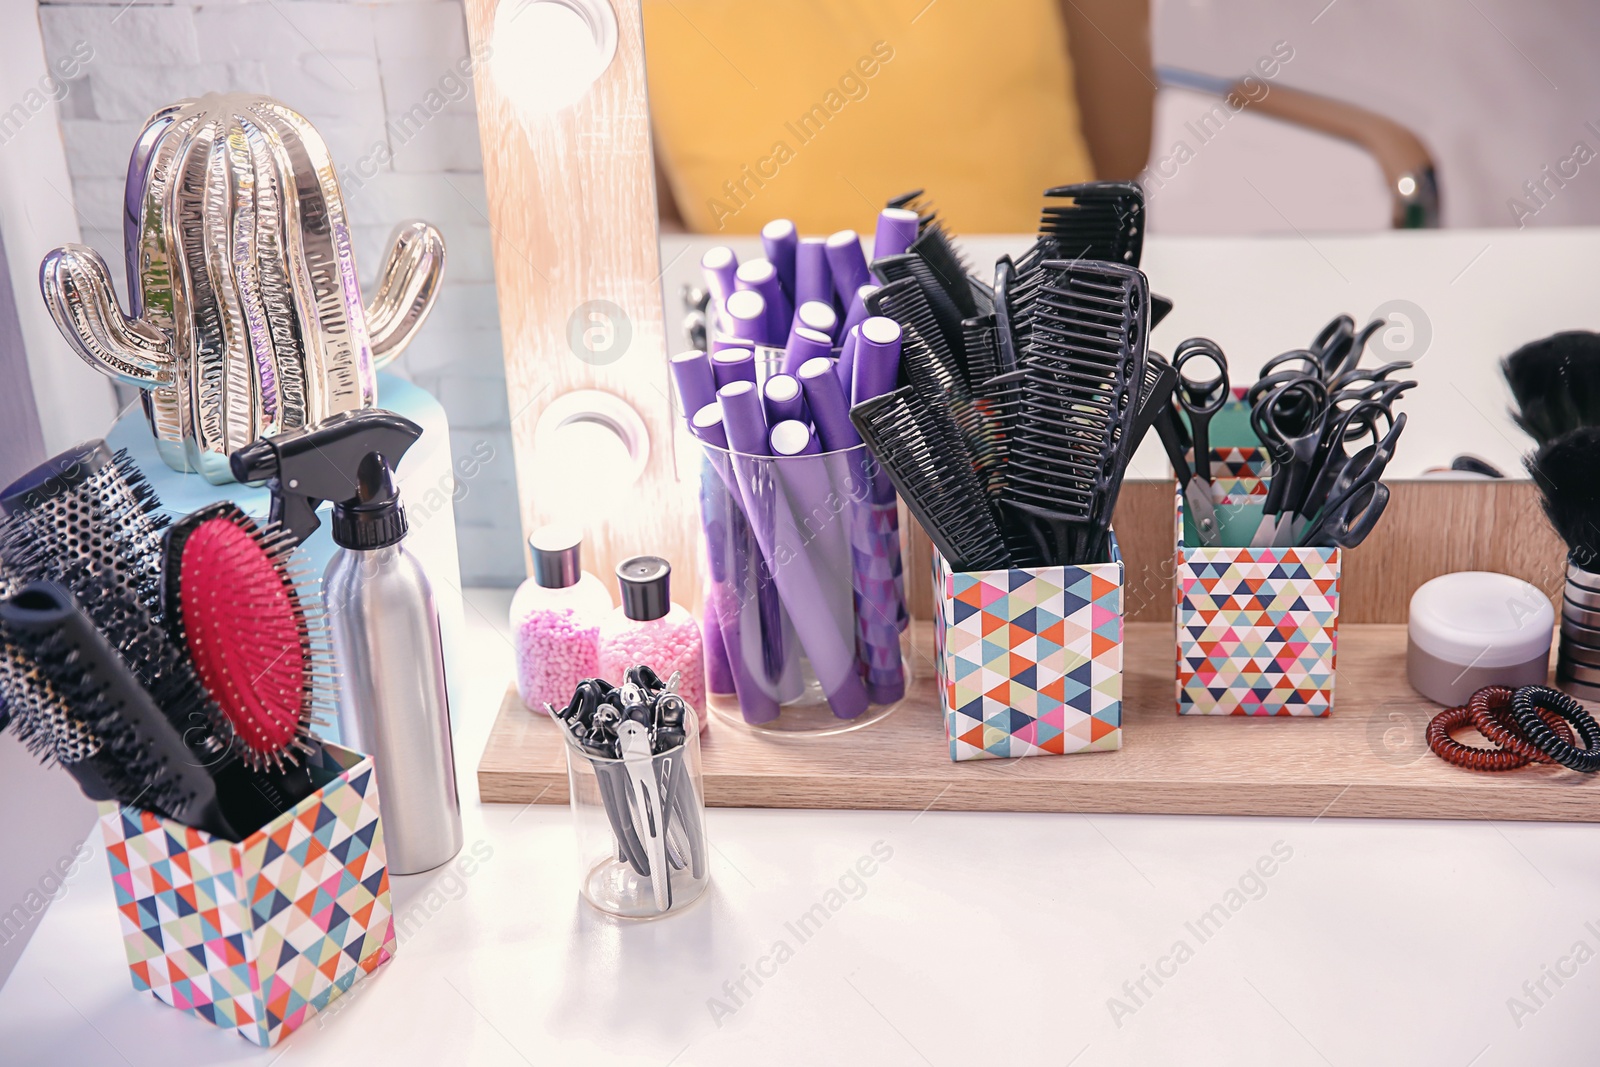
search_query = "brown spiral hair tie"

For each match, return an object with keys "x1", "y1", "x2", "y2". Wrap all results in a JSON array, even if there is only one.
[
  {"x1": 1468, "y1": 685, "x2": 1577, "y2": 765},
  {"x1": 1427, "y1": 704, "x2": 1531, "y2": 772}
]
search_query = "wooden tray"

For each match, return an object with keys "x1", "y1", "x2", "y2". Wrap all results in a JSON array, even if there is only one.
[{"x1": 477, "y1": 624, "x2": 1600, "y2": 822}]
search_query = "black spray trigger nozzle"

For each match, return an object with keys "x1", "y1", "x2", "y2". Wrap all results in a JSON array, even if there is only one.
[{"x1": 228, "y1": 409, "x2": 422, "y2": 545}]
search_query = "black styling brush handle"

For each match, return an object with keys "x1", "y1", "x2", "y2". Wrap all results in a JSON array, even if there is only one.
[{"x1": 0, "y1": 582, "x2": 239, "y2": 840}]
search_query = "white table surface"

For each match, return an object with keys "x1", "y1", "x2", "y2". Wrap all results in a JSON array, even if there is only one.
[{"x1": 3, "y1": 587, "x2": 1597, "y2": 1066}]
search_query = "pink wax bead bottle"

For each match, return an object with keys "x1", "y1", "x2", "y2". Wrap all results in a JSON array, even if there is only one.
[
  {"x1": 598, "y1": 556, "x2": 707, "y2": 730},
  {"x1": 510, "y1": 526, "x2": 612, "y2": 712}
]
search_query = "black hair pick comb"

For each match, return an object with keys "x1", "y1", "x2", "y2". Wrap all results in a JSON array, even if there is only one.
[
  {"x1": 1000, "y1": 259, "x2": 1149, "y2": 566},
  {"x1": 1036, "y1": 181, "x2": 1146, "y2": 267},
  {"x1": 0, "y1": 581, "x2": 237, "y2": 838},
  {"x1": 851, "y1": 387, "x2": 1012, "y2": 572}
]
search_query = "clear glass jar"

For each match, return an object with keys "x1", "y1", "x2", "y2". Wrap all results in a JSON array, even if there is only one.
[
  {"x1": 564, "y1": 706, "x2": 708, "y2": 919},
  {"x1": 596, "y1": 556, "x2": 706, "y2": 721},
  {"x1": 509, "y1": 527, "x2": 612, "y2": 712}
]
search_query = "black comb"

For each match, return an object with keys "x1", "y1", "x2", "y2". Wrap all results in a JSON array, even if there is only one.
[
  {"x1": 1037, "y1": 181, "x2": 1146, "y2": 266},
  {"x1": 962, "y1": 316, "x2": 1000, "y2": 392},
  {"x1": 869, "y1": 255, "x2": 967, "y2": 358},
  {"x1": 1000, "y1": 260, "x2": 1149, "y2": 565},
  {"x1": 908, "y1": 225, "x2": 978, "y2": 318},
  {"x1": 850, "y1": 387, "x2": 1012, "y2": 571},
  {"x1": 865, "y1": 278, "x2": 1005, "y2": 492}
]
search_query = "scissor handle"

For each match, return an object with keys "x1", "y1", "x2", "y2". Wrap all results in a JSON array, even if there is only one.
[
  {"x1": 1251, "y1": 377, "x2": 1327, "y2": 517},
  {"x1": 1329, "y1": 360, "x2": 1413, "y2": 392},
  {"x1": 1304, "y1": 479, "x2": 1390, "y2": 549},
  {"x1": 1257, "y1": 347, "x2": 1322, "y2": 385},
  {"x1": 1174, "y1": 338, "x2": 1230, "y2": 415}
]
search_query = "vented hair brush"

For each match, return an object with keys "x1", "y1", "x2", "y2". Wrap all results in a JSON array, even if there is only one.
[{"x1": 162, "y1": 502, "x2": 331, "y2": 771}]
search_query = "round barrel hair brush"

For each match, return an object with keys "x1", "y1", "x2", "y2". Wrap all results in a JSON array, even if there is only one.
[
  {"x1": 162, "y1": 502, "x2": 332, "y2": 771},
  {"x1": 0, "y1": 580, "x2": 236, "y2": 837}
]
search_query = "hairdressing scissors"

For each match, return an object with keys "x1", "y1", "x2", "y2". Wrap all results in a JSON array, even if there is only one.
[
  {"x1": 1282, "y1": 405, "x2": 1406, "y2": 546},
  {"x1": 1174, "y1": 338, "x2": 1230, "y2": 486},
  {"x1": 1249, "y1": 375, "x2": 1329, "y2": 546},
  {"x1": 1149, "y1": 352, "x2": 1220, "y2": 546},
  {"x1": 1309, "y1": 314, "x2": 1385, "y2": 383}
]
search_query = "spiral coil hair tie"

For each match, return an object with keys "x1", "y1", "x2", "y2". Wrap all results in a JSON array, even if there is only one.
[
  {"x1": 1427, "y1": 704, "x2": 1529, "y2": 772},
  {"x1": 1468, "y1": 685, "x2": 1576, "y2": 766},
  {"x1": 1509, "y1": 686, "x2": 1600, "y2": 773}
]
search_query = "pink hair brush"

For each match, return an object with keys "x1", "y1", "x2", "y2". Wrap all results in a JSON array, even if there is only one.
[{"x1": 162, "y1": 503, "x2": 333, "y2": 770}]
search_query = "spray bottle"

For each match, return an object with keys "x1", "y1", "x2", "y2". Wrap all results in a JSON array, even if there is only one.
[{"x1": 231, "y1": 410, "x2": 463, "y2": 874}]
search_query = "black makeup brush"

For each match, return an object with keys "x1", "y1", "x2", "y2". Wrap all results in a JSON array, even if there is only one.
[
  {"x1": 1529, "y1": 426, "x2": 1600, "y2": 569},
  {"x1": 1502, "y1": 330, "x2": 1600, "y2": 446}
]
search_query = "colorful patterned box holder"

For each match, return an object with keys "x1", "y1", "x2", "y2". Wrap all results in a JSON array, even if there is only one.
[
  {"x1": 98, "y1": 744, "x2": 396, "y2": 1047},
  {"x1": 1175, "y1": 453, "x2": 1341, "y2": 717},
  {"x1": 933, "y1": 535, "x2": 1124, "y2": 760}
]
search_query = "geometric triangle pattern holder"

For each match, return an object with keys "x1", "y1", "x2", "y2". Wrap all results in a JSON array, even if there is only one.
[
  {"x1": 934, "y1": 534, "x2": 1124, "y2": 760},
  {"x1": 1174, "y1": 484, "x2": 1339, "y2": 716},
  {"x1": 97, "y1": 744, "x2": 396, "y2": 1047}
]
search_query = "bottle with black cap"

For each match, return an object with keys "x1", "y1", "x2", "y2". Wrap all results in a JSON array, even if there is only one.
[
  {"x1": 323, "y1": 451, "x2": 463, "y2": 875},
  {"x1": 509, "y1": 525, "x2": 612, "y2": 711},
  {"x1": 596, "y1": 556, "x2": 707, "y2": 730}
]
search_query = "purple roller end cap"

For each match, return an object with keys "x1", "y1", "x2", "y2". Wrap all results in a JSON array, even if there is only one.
[
  {"x1": 873, "y1": 207, "x2": 920, "y2": 260},
  {"x1": 769, "y1": 419, "x2": 821, "y2": 457},
  {"x1": 825, "y1": 230, "x2": 871, "y2": 308},
  {"x1": 795, "y1": 299, "x2": 839, "y2": 341}
]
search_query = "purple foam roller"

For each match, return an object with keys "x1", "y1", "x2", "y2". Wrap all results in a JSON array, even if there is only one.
[
  {"x1": 797, "y1": 356, "x2": 861, "y2": 451},
  {"x1": 670, "y1": 349, "x2": 716, "y2": 418},
  {"x1": 761, "y1": 219, "x2": 798, "y2": 297},
  {"x1": 793, "y1": 299, "x2": 839, "y2": 342},
  {"x1": 796, "y1": 238, "x2": 832, "y2": 311},
  {"x1": 835, "y1": 325, "x2": 861, "y2": 395},
  {"x1": 725, "y1": 289, "x2": 771, "y2": 347},
  {"x1": 711, "y1": 347, "x2": 757, "y2": 389},
  {"x1": 873, "y1": 207, "x2": 920, "y2": 260},
  {"x1": 762, "y1": 374, "x2": 807, "y2": 426},
  {"x1": 840, "y1": 283, "x2": 878, "y2": 340},
  {"x1": 701, "y1": 246, "x2": 738, "y2": 323},
  {"x1": 782, "y1": 326, "x2": 834, "y2": 376},
  {"x1": 825, "y1": 230, "x2": 871, "y2": 308},
  {"x1": 736, "y1": 259, "x2": 792, "y2": 341},
  {"x1": 851, "y1": 316, "x2": 903, "y2": 406}
]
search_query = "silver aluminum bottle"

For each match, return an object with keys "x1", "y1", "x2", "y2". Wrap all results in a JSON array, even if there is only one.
[{"x1": 325, "y1": 463, "x2": 462, "y2": 875}]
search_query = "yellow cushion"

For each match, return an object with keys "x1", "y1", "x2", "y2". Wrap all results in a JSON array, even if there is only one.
[{"x1": 642, "y1": 0, "x2": 1096, "y2": 235}]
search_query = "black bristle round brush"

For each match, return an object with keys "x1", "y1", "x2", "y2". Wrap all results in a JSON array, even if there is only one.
[{"x1": 1502, "y1": 330, "x2": 1600, "y2": 446}]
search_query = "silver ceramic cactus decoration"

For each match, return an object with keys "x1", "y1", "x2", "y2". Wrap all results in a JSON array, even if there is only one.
[{"x1": 40, "y1": 93, "x2": 446, "y2": 483}]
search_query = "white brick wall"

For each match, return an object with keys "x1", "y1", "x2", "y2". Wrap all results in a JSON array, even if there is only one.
[{"x1": 36, "y1": 0, "x2": 521, "y2": 585}]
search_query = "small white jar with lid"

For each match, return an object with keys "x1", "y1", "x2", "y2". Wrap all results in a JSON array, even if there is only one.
[{"x1": 1407, "y1": 571, "x2": 1554, "y2": 706}]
